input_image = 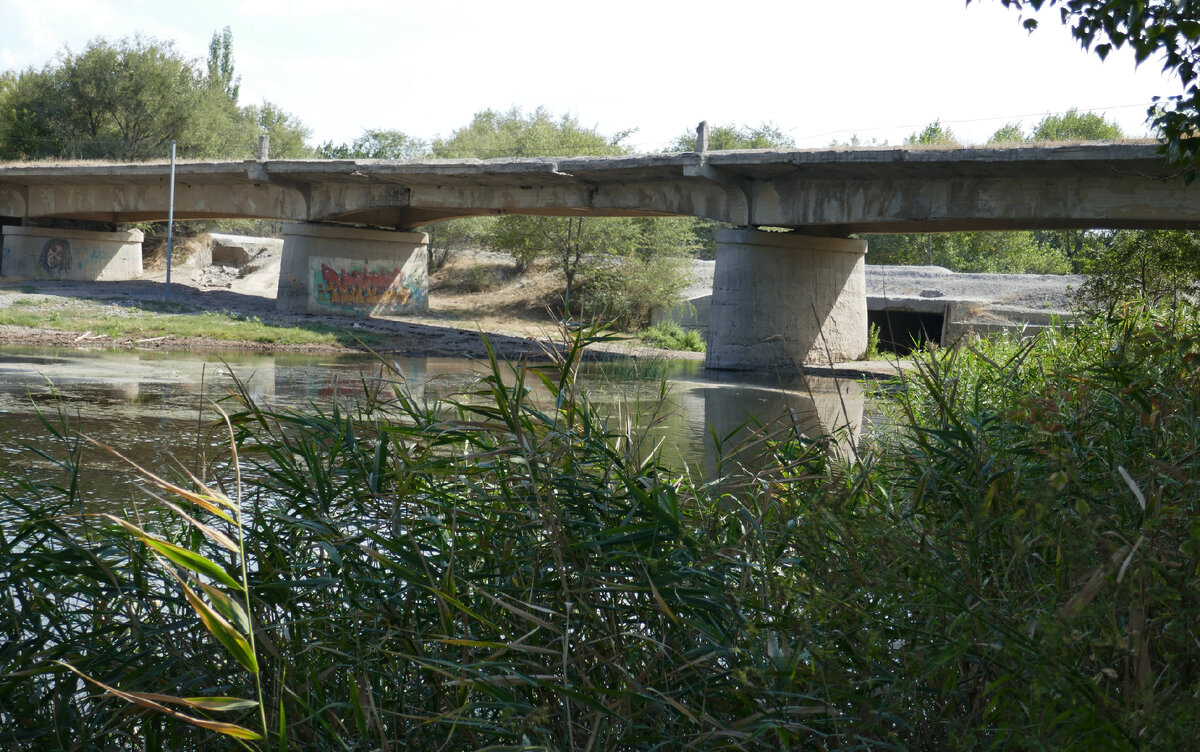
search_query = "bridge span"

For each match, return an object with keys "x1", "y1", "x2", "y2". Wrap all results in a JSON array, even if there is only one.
[{"x1": 0, "y1": 142, "x2": 1195, "y2": 370}]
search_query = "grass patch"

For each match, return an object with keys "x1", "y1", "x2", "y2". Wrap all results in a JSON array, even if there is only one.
[
  {"x1": 640, "y1": 321, "x2": 706, "y2": 351},
  {"x1": 0, "y1": 297, "x2": 382, "y2": 347}
]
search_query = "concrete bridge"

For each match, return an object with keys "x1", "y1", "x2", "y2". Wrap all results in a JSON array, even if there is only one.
[{"x1": 1, "y1": 142, "x2": 1195, "y2": 370}]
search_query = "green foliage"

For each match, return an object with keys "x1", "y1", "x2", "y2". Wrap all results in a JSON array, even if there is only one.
[
  {"x1": 863, "y1": 307, "x2": 1200, "y2": 748},
  {"x1": 1078, "y1": 229, "x2": 1200, "y2": 308},
  {"x1": 206, "y1": 26, "x2": 240, "y2": 103},
  {"x1": 315, "y1": 128, "x2": 427, "y2": 160},
  {"x1": 0, "y1": 33, "x2": 311, "y2": 161},
  {"x1": 421, "y1": 216, "x2": 493, "y2": 271},
  {"x1": 7, "y1": 308, "x2": 1200, "y2": 748},
  {"x1": 491, "y1": 215, "x2": 695, "y2": 326},
  {"x1": 669, "y1": 122, "x2": 795, "y2": 151},
  {"x1": 885, "y1": 111, "x2": 1124, "y2": 274},
  {"x1": 976, "y1": 0, "x2": 1200, "y2": 174},
  {"x1": 0, "y1": 36, "x2": 210, "y2": 160},
  {"x1": 427, "y1": 107, "x2": 695, "y2": 320},
  {"x1": 1030, "y1": 107, "x2": 1124, "y2": 141},
  {"x1": 867, "y1": 230, "x2": 1072, "y2": 273},
  {"x1": 431, "y1": 106, "x2": 627, "y2": 158},
  {"x1": 864, "y1": 322, "x2": 882, "y2": 359},
  {"x1": 641, "y1": 321, "x2": 706, "y2": 351},
  {"x1": 242, "y1": 101, "x2": 311, "y2": 158},
  {"x1": 904, "y1": 119, "x2": 959, "y2": 146},
  {"x1": 584, "y1": 219, "x2": 697, "y2": 328},
  {"x1": 987, "y1": 121, "x2": 1026, "y2": 143}
]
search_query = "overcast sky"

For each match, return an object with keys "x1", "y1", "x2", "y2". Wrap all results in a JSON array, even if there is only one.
[{"x1": 0, "y1": 0, "x2": 1183, "y2": 153}]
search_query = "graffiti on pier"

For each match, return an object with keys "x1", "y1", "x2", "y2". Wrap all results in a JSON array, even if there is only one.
[
  {"x1": 310, "y1": 256, "x2": 427, "y2": 314},
  {"x1": 37, "y1": 238, "x2": 72, "y2": 278}
]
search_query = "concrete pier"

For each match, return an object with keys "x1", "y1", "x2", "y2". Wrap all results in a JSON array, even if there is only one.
[
  {"x1": 705, "y1": 229, "x2": 867, "y2": 370},
  {"x1": 0, "y1": 225, "x2": 143, "y2": 281},
  {"x1": 276, "y1": 223, "x2": 428, "y2": 317}
]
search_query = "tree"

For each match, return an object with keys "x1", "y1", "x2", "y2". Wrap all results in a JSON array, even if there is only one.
[
  {"x1": 974, "y1": 0, "x2": 1200, "y2": 175},
  {"x1": 668, "y1": 122, "x2": 794, "y2": 152},
  {"x1": 316, "y1": 128, "x2": 427, "y2": 160},
  {"x1": 245, "y1": 101, "x2": 311, "y2": 158},
  {"x1": 988, "y1": 122, "x2": 1026, "y2": 143},
  {"x1": 431, "y1": 107, "x2": 626, "y2": 159},
  {"x1": 1078, "y1": 230, "x2": 1200, "y2": 308},
  {"x1": 0, "y1": 33, "x2": 311, "y2": 161},
  {"x1": 206, "y1": 26, "x2": 240, "y2": 103},
  {"x1": 428, "y1": 108, "x2": 693, "y2": 324},
  {"x1": 0, "y1": 36, "x2": 207, "y2": 160},
  {"x1": 1029, "y1": 108, "x2": 1123, "y2": 141},
  {"x1": 904, "y1": 120, "x2": 959, "y2": 146},
  {"x1": 867, "y1": 231, "x2": 1070, "y2": 274}
]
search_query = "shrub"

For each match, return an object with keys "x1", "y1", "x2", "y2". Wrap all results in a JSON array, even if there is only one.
[{"x1": 640, "y1": 321, "x2": 705, "y2": 351}]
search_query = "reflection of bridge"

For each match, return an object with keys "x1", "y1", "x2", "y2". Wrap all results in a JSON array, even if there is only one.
[{"x1": 1, "y1": 143, "x2": 1195, "y2": 370}]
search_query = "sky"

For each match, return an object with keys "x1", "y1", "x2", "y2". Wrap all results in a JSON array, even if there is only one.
[{"x1": 0, "y1": 0, "x2": 1184, "y2": 154}]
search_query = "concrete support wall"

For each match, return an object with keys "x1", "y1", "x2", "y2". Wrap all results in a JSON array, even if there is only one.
[
  {"x1": 276, "y1": 223, "x2": 428, "y2": 317},
  {"x1": 0, "y1": 225, "x2": 143, "y2": 281},
  {"x1": 705, "y1": 229, "x2": 867, "y2": 370}
]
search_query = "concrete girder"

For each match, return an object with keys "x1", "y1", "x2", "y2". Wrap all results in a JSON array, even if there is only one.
[
  {"x1": 20, "y1": 180, "x2": 308, "y2": 224},
  {"x1": 0, "y1": 187, "x2": 26, "y2": 217},
  {"x1": 744, "y1": 174, "x2": 1200, "y2": 233}
]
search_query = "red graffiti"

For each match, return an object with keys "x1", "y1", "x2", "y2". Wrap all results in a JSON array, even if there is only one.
[{"x1": 315, "y1": 262, "x2": 415, "y2": 308}]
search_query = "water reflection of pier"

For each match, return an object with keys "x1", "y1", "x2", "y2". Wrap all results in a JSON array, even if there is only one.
[{"x1": 0, "y1": 348, "x2": 865, "y2": 479}]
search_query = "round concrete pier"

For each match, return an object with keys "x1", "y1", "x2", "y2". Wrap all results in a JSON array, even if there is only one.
[{"x1": 705, "y1": 229, "x2": 867, "y2": 371}]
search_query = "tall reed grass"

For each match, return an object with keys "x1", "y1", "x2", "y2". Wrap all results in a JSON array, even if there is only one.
[{"x1": 1, "y1": 307, "x2": 1198, "y2": 749}]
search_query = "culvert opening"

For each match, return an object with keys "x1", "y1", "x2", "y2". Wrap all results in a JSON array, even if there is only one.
[{"x1": 868, "y1": 308, "x2": 945, "y2": 355}]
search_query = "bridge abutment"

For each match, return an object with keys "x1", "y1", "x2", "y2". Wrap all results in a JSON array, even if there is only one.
[
  {"x1": 276, "y1": 223, "x2": 429, "y2": 317},
  {"x1": 705, "y1": 229, "x2": 867, "y2": 370},
  {"x1": 0, "y1": 225, "x2": 143, "y2": 281}
]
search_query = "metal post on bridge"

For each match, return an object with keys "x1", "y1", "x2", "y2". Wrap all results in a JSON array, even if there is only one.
[{"x1": 164, "y1": 140, "x2": 176, "y2": 304}]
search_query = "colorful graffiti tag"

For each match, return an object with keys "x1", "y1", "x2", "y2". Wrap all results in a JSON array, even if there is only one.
[{"x1": 310, "y1": 257, "x2": 426, "y2": 314}]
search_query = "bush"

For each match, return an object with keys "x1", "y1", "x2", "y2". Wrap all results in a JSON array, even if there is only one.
[
  {"x1": 1077, "y1": 229, "x2": 1200, "y2": 309},
  {"x1": 641, "y1": 321, "x2": 706, "y2": 351}
]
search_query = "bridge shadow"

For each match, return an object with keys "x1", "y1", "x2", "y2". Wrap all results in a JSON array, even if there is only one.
[{"x1": 4, "y1": 278, "x2": 566, "y2": 360}]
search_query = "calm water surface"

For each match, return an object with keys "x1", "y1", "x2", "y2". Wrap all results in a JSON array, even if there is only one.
[{"x1": 0, "y1": 346, "x2": 865, "y2": 507}]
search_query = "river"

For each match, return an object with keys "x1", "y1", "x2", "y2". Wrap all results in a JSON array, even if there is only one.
[{"x1": 0, "y1": 346, "x2": 866, "y2": 508}]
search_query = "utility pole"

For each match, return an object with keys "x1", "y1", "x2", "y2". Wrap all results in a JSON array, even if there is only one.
[{"x1": 165, "y1": 141, "x2": 176, "y2": 304}]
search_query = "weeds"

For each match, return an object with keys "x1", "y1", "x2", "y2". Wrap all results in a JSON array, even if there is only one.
[
  {"x1": 2, "y1": 306, "x2": 1200, "y2": 749},
  {"x1": 640, "y1": 321, "x2": 705, "y2": 352}
]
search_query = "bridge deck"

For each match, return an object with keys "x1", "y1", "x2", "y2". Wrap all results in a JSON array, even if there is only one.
[{"x1": 0, "y1": 142, "x2": 1192, "y2": 232}]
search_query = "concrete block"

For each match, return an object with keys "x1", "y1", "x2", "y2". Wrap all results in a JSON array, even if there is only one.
[
  {"x1": 277, "y1": 223, "x2": 428, "y2": 317},
  {"x1": 1, "y1": 225, "x2": 143, "y2": 280}
]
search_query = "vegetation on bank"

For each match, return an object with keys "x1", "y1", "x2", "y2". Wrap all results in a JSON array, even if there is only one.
[
  {"x1": 2, "y1": 301, "x2": 1199, "y2": 749},
  {"x1": 0, "y1": 294, "x2": 382, "y2": 347},
  {"x1": 640, "y1": 321, "x2": 706, "y2": 352}
]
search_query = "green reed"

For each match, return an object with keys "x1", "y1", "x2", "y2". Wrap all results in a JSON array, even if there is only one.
[{"x1": 2, "y1": 307, "x2": 1199, "y2": 749}]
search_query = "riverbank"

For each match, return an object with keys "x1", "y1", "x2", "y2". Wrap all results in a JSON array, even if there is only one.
[
  {"x1": 0, "y1": 248, "x2": 912, "y2": 377},
  {"x1": 0, "y1": 248, "x2": 704, "y2": 363}
]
